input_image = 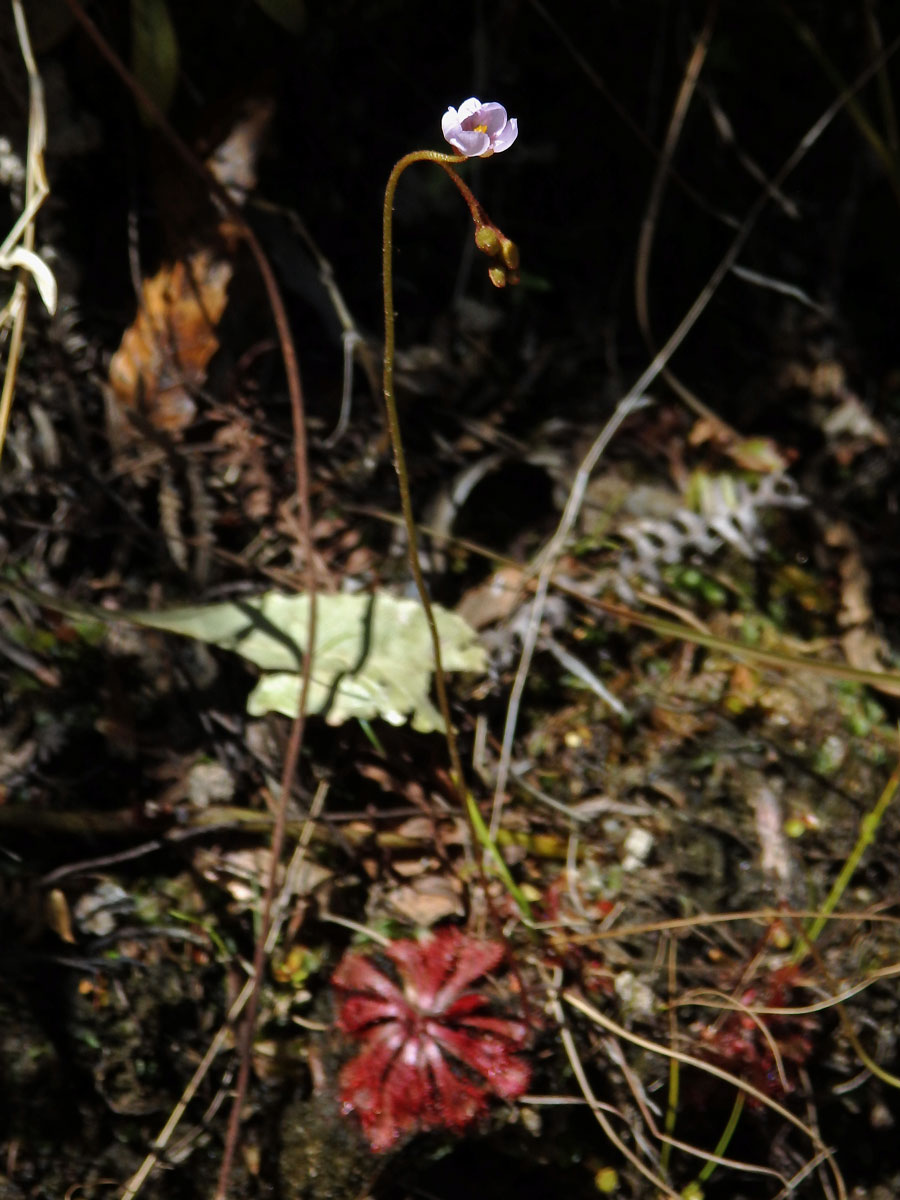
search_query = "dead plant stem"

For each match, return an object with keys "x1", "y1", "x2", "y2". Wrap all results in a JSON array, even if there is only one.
[{"x1": 58, "y1": 6, "x2": 318, "y2": 1196}]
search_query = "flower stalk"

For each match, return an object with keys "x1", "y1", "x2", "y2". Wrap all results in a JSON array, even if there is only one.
[
  {"x1": 380, "y1": 102, "x2": 519, "y2": 801},
  {"x1": 381, "y1": 149, "x2": 468, "y2": 795}
]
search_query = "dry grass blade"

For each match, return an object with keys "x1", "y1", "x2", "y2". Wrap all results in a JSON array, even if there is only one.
[
  {"x1": 564, "y1": 988, "x2": 847, "y2": 1199},
  {"x1": 603, "y1": 1034, "x2": 789, "y2": 1185},
  {"x1": 633, "y1": 0, "x2": 739, "y2": 437},
  {"x1": 0, "y1": 0, "x2": 57, "y2": 466},
  {"x1": 547, "y1": 988, "x2": 681, "y2": 1198}
]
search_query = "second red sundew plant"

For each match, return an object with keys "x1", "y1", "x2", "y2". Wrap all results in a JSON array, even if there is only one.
[
  {"x1": 332, "y1": 927, "x2": 532, "y2": 1153},
  {"x1": 693, "y1": 964, "x2": 819, "y2": 1102}
]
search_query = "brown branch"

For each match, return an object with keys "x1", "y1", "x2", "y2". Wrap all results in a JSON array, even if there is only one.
[{"x1": 58, "y1": 5, "x2": 317, "y2": 1196}]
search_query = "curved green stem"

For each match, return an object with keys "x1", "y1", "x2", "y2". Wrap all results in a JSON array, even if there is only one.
[{"x1": 382, "y1": 150, "x2": 467, "y2": 795}]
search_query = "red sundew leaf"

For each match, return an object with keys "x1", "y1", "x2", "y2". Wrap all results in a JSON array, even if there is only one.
[
  {"x1": 481, "y1": 1053, "x2": 531, "y2": 1099},
  {"x1": 440, "y1": 992, "x2": 491, "y2": 1019},
  {"x1": 339, "y1": 1031, "x2": 400, "y2": 1116},
  {"x1": 423, "y1": 1041, "x2": 490, "y2": 1130},
  {"x1": 449, "y1": 1013, "x2": 530, "y2": 1041},
  {"x1": 427, "y1": 1024, "x2": 531, "y2": 1096},
  {"x1": 380, "y1": 1048, "x2": 431, "y2": 1124},
  {"x1": 341, "y1": 1035, "x2": 435, "y2": 1152},
  {"x1": 433, "y1": 938, "x2": 506, "y2": 1012},
  {"x1": 333, "y1": 951, "x2": 405, "y2": 1001},
  {"x1": 336, "y1": 993, "x2": 405, "y2": 1033},
  {"x1": 386, "y1": 928, "x2": 462, "y2": 1008},
  {"x1": 333, "y1": 928, "x2": 532, "y2": 1153}
]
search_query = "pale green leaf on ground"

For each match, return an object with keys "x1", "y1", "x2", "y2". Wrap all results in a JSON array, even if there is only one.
[{"x1": 133, "y1": 591, "x2": 486, "y2": 732}]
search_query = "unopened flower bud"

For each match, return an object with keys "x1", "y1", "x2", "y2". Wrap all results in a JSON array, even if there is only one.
[
  {"x1": 475, "y1": 225, "x2": 501, "y2": 256},
  {"x1": 500, "y1": 238, "x2": 519, "y2": 270},
  {"x1": 488, "y1": 265, "x2": 507, "y2": 288}
]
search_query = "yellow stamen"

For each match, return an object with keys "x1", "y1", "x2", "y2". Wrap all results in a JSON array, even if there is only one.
[{"x1": 474, "y1": 123, "x2": 488, "y2": 134}]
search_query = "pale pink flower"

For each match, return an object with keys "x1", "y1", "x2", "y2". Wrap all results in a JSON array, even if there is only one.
[
  {"x1": 441, "y1": 98, "x2": 519, "y2": 158},
  {"x1": 333, "y1": 927, "x2": 531, "y2": 1153}
]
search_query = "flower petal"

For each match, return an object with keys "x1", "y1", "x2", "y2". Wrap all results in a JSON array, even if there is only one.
[
  {"x1": 462, "y1": 101, "x2": 507, "y2": 137},
  {"x1": 490, "y1": 117, "x2": 518, "y2": 153},
  {"x1": 456, "y1": 97, "x2": 484, "y2": 122},
  {"x1": 441, "y1": 106, "x2": 461, "y2": 138},
  {"x1": 481, "y1": 103, "x2": 509, "y2": 135},
  {"x1": 444, "y1": 128, "x2": 491, "y2": 157}
]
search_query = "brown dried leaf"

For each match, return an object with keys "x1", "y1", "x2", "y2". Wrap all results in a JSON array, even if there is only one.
[
  {"x1": 384, "y1": 874, "x2": 465, "y2": 926},
  {"x1": 457, "y1": 565, "x2": 526, "y2": 630},
  {"x1": 108, "y1": 248, "x2": 232, "y2": 436}
]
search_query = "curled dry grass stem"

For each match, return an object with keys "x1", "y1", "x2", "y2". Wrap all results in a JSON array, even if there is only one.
[
  {"x1": 541, "y1": 907, "x2": 900, "y2": 946},
  {"x1": 547, "y1": 988, "x2": 682, "y2": 1199},
  {"x1": 564, "y1": 988, "x2": 848, "y2": 1198},
  {"x1": 604, "y1": 1032, "x2": 784, "y2": 1186},
  {"x1": 797, "y1": 929, "x2": 900, "y2": 1094},
  {"x1": 671, "y1": 959, "x2": 900, "y2": 1018},
  {"x1": 668, "y1": 986, "x2": 792, "y2": 1092},
  {"x1": 772, "y1": 1146, "x2": 843, "y2": 1200}
]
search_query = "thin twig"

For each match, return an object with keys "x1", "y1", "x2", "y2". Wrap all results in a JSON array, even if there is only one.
[{"x1": 56, "y1": 6, "x2": 318, "y2": 1196}]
